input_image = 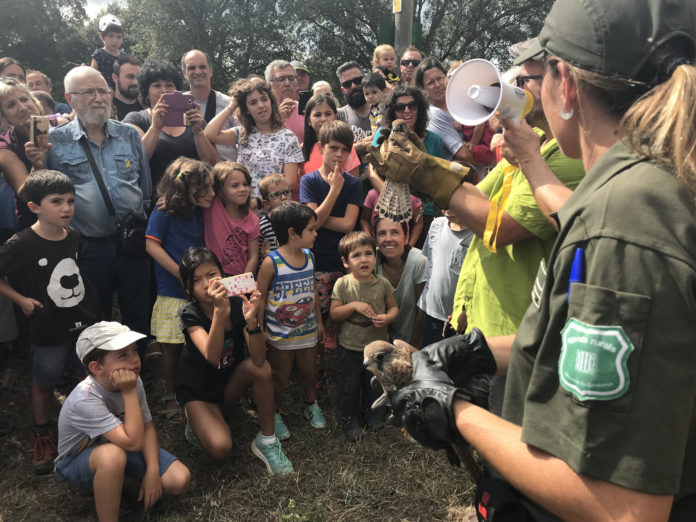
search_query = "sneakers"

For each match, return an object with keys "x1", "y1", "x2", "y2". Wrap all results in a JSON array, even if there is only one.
[
  {"x1": 343, "y1": 417, "x2": 363, "y2": 442},
  {"x1": 304, "y1": 401, "x2": 327, "y2": 429},
  {"x1": 251, "y1": 433, "x2": 294, "y2": 475},
  {"x1": 273, "y1": 412, "x2": 291, "y2": 441},
  {"x1": 32, "y1": 430, "x2": 57, "y2": 475},
  {"x1": 323, "y1": 327, "x2": 337, "y2": 349},
  {"x1": 184, "y1": 420, "x2": 202, "y2": 449}
]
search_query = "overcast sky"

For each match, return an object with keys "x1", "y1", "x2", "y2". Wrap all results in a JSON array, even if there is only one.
[{"x1": 86, "y1": 0, "x2": 123, "y2": 19}]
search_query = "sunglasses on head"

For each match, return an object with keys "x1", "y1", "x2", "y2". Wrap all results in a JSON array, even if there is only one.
[
  {"x1": 394, "y1": 101, "x2": 418, "y2": 112},
  {"x1": 515, "y1": 75, "x2": 542, "y2": 88},
  {"x1": 401, "y1": 59, "x2": 421, "y2": 67},
  {"x1": 341, "y1": 76, "x2": 364, "y2": 89}
]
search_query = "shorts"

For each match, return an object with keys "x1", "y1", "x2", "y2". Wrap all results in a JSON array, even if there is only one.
[
  {"x1": 31, "y1": 343, "x2": 82, "y2": 387},
  {"x1": 315, "y1": 271, "x2": 343, "y2": 318},
  {"x1": 55, "y1": 446, "x2": 178, "y2": 490},
  {"x1": 151, "y1": 295, "x2": 187, "y2": 344}
]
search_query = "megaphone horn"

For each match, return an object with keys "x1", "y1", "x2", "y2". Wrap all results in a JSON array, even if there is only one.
[{"x1": 447, "y1": 59, "x2": 534, "y2": 126}]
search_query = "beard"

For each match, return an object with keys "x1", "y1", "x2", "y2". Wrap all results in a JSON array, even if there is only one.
[
  {"x1": 346, "y1": 88, "x2": 366, "y2": 108},
  {"x1": 79, "y1": 107, "x2": 110, "y2": 127},
  {"x1": 117, "y1": 83, "x2": 139, "y2": 101}
]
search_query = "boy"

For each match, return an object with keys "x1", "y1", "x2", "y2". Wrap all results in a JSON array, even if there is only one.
[
  {"x1": 330, "y1": 232, "x2": 398, "y2": 441},
  {"x1": 299, "y1": 120, "x2": 362, "y2": 349},
  {"x1": 90, "y1": 14, "x2": 124, "y2": 89},
  {"x1": 0, "y1": 170, "x2": 101, "y2": 474},
  {"x1": 257, "y1": 173, "x2": 291, "y2": 262},
  {"x1": 56, "y1": 321, "x2": 190, "y2": 521},
  {"x1": 362, "y1": 73, "x2": 388, "y2": 134},
  {"x1": 257, "y1": 202, "x2": 325, "y2": 440}
]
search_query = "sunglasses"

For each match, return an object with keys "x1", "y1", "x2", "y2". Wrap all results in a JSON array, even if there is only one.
[
  {"x1": 341, "y1": 76, "x2": 364, "y2": 89},
  {"x1": 266, "y1": 189, "x2": 292, "y2": 200},
  {"x1": 394, "y1": 101, "x2": 418, "y2": 112},
  {"x1": 515, "y1": 75, "x2": 542, "y2": 88},
  {"x1": 400, "y1": 59, "x2": 421, "y2": 67}
]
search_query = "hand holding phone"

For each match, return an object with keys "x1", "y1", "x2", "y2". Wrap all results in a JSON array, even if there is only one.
[
  {"x1": 30, "y1": 115, "x2": 50, "y2": 150},
  {"x1": 298, "y1": 90, "x2": 312, "y2": 116},
  {"x1": 220, "y1": 273, "x2": 257, "y2": 297},
  {"x1": 161, "y1": 91, "x2": 195, "y2": 127}
]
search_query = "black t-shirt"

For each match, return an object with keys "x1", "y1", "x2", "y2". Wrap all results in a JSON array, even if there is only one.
[
  {"x1": 176, "y1": 297, "x2": 247, "y2": 404},
  {"x1": 113, "y1": 97, "x2": 143, "y2": 121},
  {"x1": 122, "y1": 109, "x2": 199, "y2": 189},
  {"x1": 0, "y1": 228, "x2": 101, "y2": 345}
]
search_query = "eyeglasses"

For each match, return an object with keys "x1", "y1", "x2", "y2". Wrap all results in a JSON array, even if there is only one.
[
  {"x1": 266, "y1": 189, "x2": 292, "y2": 200},
  {"x1": 68, "y1": 88, "x2": 113, "y2": 98},
  {"x1": 394, "y1": 101, "x2": 418, "y2": 112},
  {"x1": 341, "y1": 76, "x2": 363, "y2": 89},
  {"x1": 515, "y1": 75, "x2": 542, "y2": 88},
  {"x1": 270, "y1": 75, "x2": 297, "y2": 84},
  {"x1": 400, "y1": 59, "x2": 421, "y2": 68}
]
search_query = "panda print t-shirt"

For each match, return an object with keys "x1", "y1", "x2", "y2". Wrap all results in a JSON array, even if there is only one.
[{"x1": 0, "y1": 227, "x2": 101, "y2": 345}]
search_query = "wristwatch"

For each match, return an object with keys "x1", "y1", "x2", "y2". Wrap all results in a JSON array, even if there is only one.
[{"x1": 245, "y1": 321, "x2": 262, "y2": 335}]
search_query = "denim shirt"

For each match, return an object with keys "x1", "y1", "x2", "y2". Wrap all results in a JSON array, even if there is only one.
[{"x1": 47, "y1": 118, "x2": 152, "y2": 238}]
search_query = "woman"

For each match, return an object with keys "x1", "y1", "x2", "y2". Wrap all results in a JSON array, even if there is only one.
[
  {"x1": 123, "y1": 61, "x2": 219, "y2": 191},
  {"x1": 388, "y1": 0, "x2": 696, "y2": 520},
  {"x1": 0, "y1": 57, "x2": 26, "y2": 83},
  {"x1": 374, "y1": 217, "x2": 426, "y2": 346},
  {"x1": 369, "y1": 85, "x2": 442, "y2": 246},
  {"x1": 204, "y1": 77, "x2": 304, "y2": 208}
]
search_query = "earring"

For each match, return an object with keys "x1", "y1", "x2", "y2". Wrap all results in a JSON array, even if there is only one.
[{"x1": 560, "y1": 106, "x2": 574, "y2": 120}]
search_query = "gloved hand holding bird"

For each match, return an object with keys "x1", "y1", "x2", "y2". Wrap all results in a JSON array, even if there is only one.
[{"x1": 363, "y1": 330, "x2": 497, "y2": 480}]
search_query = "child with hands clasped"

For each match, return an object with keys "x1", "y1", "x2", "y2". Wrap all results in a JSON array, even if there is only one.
[
  {"x1": 330, "y1": 232, "x2": 398, "y2": 441},
  {"x1": 257, "y1": 202, "x2": 325, "y2": 440},
  {"x1": 176, "y1": 247, "x2": 293, "y2": 474},
  {"x1": 55, "y1": 321, "x2": 190, "y2": 522},
  {"x1": 146, "y1": 158, "x2": 215, "y2": 419}
]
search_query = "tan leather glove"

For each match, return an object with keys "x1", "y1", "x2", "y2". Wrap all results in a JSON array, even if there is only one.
[{"x1": 366, "y1": 120, "x2": 469, "y2": 209}]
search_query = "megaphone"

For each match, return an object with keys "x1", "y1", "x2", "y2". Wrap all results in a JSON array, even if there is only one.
[{"x1": 446, "y1": 59, "x2": 534, "y2": 126}]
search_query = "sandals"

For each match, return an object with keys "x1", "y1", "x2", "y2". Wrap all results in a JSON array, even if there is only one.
[{"x1": 158, "y1": 394, "x2": 184, "y2": 423}]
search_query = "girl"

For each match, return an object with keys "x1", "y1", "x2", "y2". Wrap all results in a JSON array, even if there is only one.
[
  {"x1": 176, "y1": 247, "x2": 293, "y2": 475},
  {"x1": 203, "y1": 78, "x2": 304, "y2": 208},
  {"x1": 374, "y1": 217, "x2": 427, "y2": 346},
  {"x1": 145, "y1": 157, "x2": 215, "y2": 419},
  {"x1": 371, "y1": 44, "x2": 400, "y2": 85},
  {"x1": 204, "y1": 162, "x2": 260, "y2": 277}
]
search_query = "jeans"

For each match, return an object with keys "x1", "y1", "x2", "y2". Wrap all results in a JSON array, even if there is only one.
[
  {"x1": 337, "y1": 345, "x2": 379, "y2": 427},
  {"x1": 422, "y1": 313, "x2": 448, "y2": 348},
  {"x1": 80, "y1": 237, "x2": 150, "y2": 353}
]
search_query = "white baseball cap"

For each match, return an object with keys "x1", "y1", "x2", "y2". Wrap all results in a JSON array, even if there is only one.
[
  {"x1": 76, "y1": 321, "x2": 145, "y2": 364},
  {"x1": 98, "y1": 14, "x2": 122, "y2": 32}
]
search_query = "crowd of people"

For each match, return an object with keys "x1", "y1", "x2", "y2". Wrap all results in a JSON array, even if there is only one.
[{"x1": 0, "y1": 0, "x2": 695, "y2": 519}]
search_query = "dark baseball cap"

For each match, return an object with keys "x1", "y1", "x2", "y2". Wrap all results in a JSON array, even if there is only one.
[{"x1": 514, "y1": 0, "x2": 695, "y2": 80}]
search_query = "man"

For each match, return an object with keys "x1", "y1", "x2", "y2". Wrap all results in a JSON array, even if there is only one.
[
  {"x1": 181, "y1": 49, "x2": 237, "y2": 160},
  {"x1": 26, "y1": 70, "x2": 71, "y2": 114},
  {"x1": 45, "y1": 66, "x2": 151, "y2": 351},
  {"x1": 110, "y1": 55, "x2": 142, "y2": 121},
  {"x1": 399, "y1": 46, "x2": 423, "y2": 86},
  {"x1": 292, "y1": 61, "x2": 311, "y2": 92},
  {"x1": 265, "y1": 59, "x2": 304, "y2": 143},
  {"x1": 335, "y1": 61, "x2": 372, "y2": 159}
]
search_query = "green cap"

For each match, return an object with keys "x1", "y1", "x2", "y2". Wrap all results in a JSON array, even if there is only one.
[{"x1": 515, "y1": 0, "x2": 695, "y2": 80}]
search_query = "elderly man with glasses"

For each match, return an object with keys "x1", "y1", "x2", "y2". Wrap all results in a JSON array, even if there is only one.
[{"x1": 265, "y1": 59, "x2": 304, "y2": 143}]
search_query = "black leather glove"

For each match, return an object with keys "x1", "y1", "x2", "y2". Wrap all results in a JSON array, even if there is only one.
[{"x1": 422, "y1": 328, "x2": 497, "y2": 388}]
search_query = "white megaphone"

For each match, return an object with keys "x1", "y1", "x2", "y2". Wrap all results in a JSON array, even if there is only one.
[{"x1": 446, "y1": 59, "x2": 534, "y2": 126}]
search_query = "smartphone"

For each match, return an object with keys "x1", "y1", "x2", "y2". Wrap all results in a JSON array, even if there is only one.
[
  {"x1": 298, "y1": 90, "x2": 312, "y2": 116},
  {"x1": 162, "y1": 91, "x2": 195, "y2": 127},
  {"x1": 29, "y1": 115, "x2": 50, "y2": 150},
  {"x1": 220, "y1": 273, "x2": 256, "y2": 297}
]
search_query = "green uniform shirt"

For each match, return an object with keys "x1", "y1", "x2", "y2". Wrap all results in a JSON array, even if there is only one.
[
  {"x1": 503, "y1": 141, "x2": 696, "y2": 519},
  {"x1": 450, "y1": 133, "x2": 585, "y2": 336}
]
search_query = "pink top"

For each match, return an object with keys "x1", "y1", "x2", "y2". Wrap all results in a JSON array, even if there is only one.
[
  {"x1": 284, "y1": 105, "x2": 305, "y2": 144},
  {"x1": 204, "y1": 197, "x2": 260, "y2": 276},
  {"x1": 363, "y1": 188, "x2": 422, "y2": 226}
]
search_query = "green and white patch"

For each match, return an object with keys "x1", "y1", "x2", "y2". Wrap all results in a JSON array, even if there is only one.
[{"x1": 559, "y1": 318, "x2": 634, "y2": 401}]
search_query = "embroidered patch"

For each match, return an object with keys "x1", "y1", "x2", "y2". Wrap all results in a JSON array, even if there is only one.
[{"x1": 559, "y1": 318, "x2": 634, "y2": 401}]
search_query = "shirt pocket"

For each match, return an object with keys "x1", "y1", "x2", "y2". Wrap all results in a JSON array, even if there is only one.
[
  {"x1": 58, "y1": 156, "x2": 92, "y2": 185},
  {"x1": 113, "y1": 154, "x2": 138, "y2": 183}
]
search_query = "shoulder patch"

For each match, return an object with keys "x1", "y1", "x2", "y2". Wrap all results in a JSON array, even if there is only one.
[{"x1": 559, "y1": 318, "x2": 634, "y2": 401}]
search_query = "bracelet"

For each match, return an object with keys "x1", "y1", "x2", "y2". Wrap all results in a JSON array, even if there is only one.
[{"x1": 245, "y1": 322, "x2": 262, "y2": 335}]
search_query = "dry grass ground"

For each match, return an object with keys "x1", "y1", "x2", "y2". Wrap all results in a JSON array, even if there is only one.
[{"x1": 0, "y1": 346, "x2": 476, "y2": 521}]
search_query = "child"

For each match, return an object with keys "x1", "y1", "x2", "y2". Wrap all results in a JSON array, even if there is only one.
[
  {"x1": 362, "y1": 73, "x2": 388, "y2": 134},
  {"x1": 90, "y1": 14, "x2": 123, "y2": 89},
  {"x1": 55, "y1": 321, "x2": 190, "y2": 520},
  {"x1": 311, "y1": 80, "x2": 337, "y2": 102},
  {"x1": 416, "y1": 209, "x2": 474, "y2": 347},
  {"x1": 176, "y1": 247, "x2": 293, "y2": 474},
  {"x1": 371, "y1": 44, "x2": 401, "y2": 84},
  {"x1": 330, "y1": 232, "x2": 398, "y2": 441},
  {"x1": 145, "y1": 158, "x2": 215, "y2": 420},
  {"x1": 257, "y1": 202, "x2": 325, "y2": 440},
  {"x1": 299, "y1": 120, "x2": 362, "y2": 350},
  {"x1": 257, "y1": 173, "x2": 290, "y2": 260},
  {"x1": 0, "y1": 170, "x2": 100, "y2": 474},
  {"x1": 204, "y1": 162, "x2": 260, "y2": 276}
]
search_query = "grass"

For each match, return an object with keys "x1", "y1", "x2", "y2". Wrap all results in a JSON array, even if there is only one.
[{"x1": 0, "y1": 346, "x2": 476, "y2": 521}]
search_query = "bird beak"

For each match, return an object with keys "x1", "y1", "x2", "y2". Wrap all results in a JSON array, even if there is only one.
[{"x1": 362, "y1": 358, "x2": 371, "y2": 371}]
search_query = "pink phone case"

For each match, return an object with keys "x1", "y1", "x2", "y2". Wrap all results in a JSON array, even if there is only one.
[
  {"x1": 221, "y1": 273, "x2": 256, "y2": 296},
  {"x1": 162, "y1": 91, "x2": 195, "y2": 126}
]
